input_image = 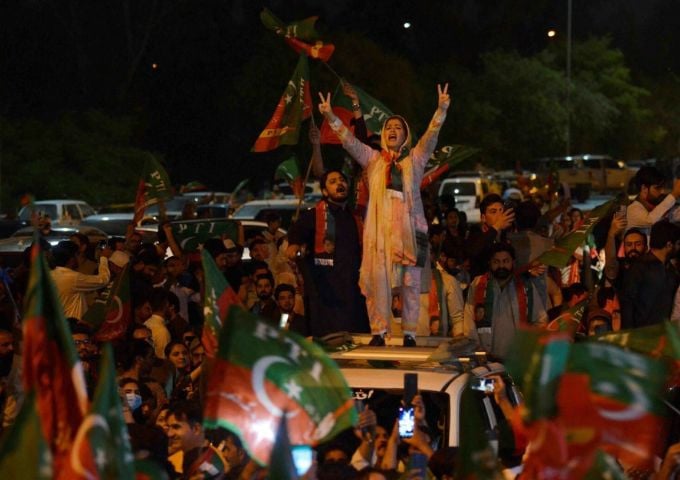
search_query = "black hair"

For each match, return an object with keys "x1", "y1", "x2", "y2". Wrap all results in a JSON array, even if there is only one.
[
  {"x1": 635, "y1": 166, "x2": 666, "y2": 189},
  {"x1": 254, "y1": 272, "x2": 274, "y2": 287},
  {"x1": 167, "y1": 400, "x2": 203, "y2": 426},
  {"x1": 164, "y1": 340, "x2": 187, "y2": 359},
  {"x1": 623, "y1": 228, "x2": 648, "y2": 247},
  {"x1": 650, "y1": 220, "x2": 680, "y2": 249},
  {"x1": 167, "y1": 290, "x2": 180, "y2": 312},
  {"x1": 514, "y1": 200, "x2": 542, "y2": 230},
  {"x1": 563, "y1": 283, "x2": 587, "y2": 303},
  {"x1": 488, "y1": 242, "x2": 516, "y2": 260},
  {"x1": 274, "y1": 283, "x2": 296, "y2": 299},
  {"x1": 202, "y1": 238, "x2": 227, "y2": 258},
  {"x1": 320, "y1": 169, "x2": 349, "y2": 192},
  {"x1": 246, "y1": 260, "x2": 270, "y2": 276},
  {"x1": 263, "y1": 211, "x2": 282, "y2": 223},
  {"x1": 480, "y1": 194, "x2": 503, "y2": 215},
  {"x1": 149, "y1": 287, "x2": 169, "y2": 312},
  {"x1": 52, "y1": 240, "x2": 78, "y2": 267}
]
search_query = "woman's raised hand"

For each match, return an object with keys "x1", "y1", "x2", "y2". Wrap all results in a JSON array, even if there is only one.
[{"x1": 437, "y1": 83, "x2": 450, "y2": 111}]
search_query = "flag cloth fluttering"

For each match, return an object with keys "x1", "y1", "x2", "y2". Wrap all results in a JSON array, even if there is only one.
[
  {"x1": 260, "y1": 8, "x2": 334, "y2": 62},
  {"x1": 82, "y1": 264, "x2": 132, "y2": 342}
]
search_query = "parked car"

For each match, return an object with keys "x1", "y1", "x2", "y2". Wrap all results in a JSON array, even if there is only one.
[
  {"x1": 231, "y1": 199, "x2": 315, "y2": 229},
  {"x1": 0, "y1": 225, "x2": 108, "y2": 268},
  {"x1": 535, "y1": 154, "x2": 637, "y2": 202},
  {"x1": 81, "y1": 213, "x2": 159, "y2": 244},
  {"x1": 332, "y1": 342, "x2": 522, "y2": 465},
  {"x1": 182, "y1": 191, "x2": 231, "y2": 204},
  {"x1": 437, "y1": 177, "x2": 492, "y2": 224},
  {"x1": 17, "y1": 200, "x2": 96, "y2": 226}
]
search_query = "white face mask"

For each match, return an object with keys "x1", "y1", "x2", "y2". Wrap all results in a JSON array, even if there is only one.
[{"x1": 126, "y1": 392, "x2": 142, "y2": 411}]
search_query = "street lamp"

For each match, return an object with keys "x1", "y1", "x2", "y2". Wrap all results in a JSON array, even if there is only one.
[
  {"x1": 403, "y1": 22, "x2": 411, "y2": 29},
  {"x1": 547, "y1": 29, "x2": 556, "y2": 38}
]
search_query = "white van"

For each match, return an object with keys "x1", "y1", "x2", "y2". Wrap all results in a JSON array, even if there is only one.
[{"x1": 437, "y1": 177, "x2": 491, "y2": 224}]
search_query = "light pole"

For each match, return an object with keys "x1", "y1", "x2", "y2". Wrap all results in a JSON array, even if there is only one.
[{"x1": 566, "y1": 0, "x2": 572, "y2": 156}]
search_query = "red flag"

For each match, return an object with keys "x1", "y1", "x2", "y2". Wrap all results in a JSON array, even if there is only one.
[
  {"x1": 284, "y1": 37, "x2": 334, "y2": 62},
  {"x1": 132, "y1": 178, "x2": 146, "y2": 226},
  {"x1": 22, "y1": 240, "x2": 96, "y2": 479}
]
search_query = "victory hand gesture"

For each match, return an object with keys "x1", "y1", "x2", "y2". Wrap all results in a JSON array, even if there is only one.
[
  {"x1": 437, "y1": 83, "x2": 450, "y2": 111},
  {"x1": 318, "y1": 92, "x2": 333, "y2": 117}
]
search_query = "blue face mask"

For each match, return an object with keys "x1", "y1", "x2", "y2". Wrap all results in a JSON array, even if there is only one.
[
  {"x1": 126, "y1": 392, "x2": 142, "y2": 411},
  {"x1": 593, "y1": 324, "x2": 611, "y2": 335}
]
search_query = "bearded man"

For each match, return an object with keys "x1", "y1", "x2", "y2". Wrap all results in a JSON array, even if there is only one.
[
  {"x1": 463, "y1": 243, "x2": 547, "y2": 360},
  {"x1": 626, "y1": 166, "x2": 680, "y2": 232}
]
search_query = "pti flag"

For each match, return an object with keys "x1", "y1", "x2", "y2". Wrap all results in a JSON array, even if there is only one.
[
  {"x1": 203, "y1": 308, "x2": 357, "y2": 465},
  {"x1": 537, "y1": 198, "x2": 617, "y2": 267},
  {"x1": 22, "y1": 239, "x2": 94, "y2": 478},
  {"x1": 421, "y1": 145, "x2": 482, "y2": 189},
  {"x1": 252, "y1": 54, "x2": 313, "y2": 152},
  {"x1": 320, "y1": 82, "x2": 393, "y2": 145},
  {"x1": 171, "y1": 218, "x2": 241, "y2": 252},
  {"x1": 0, "y1": 391, "x2": 53, "y2": 479},
  {"x1": 557, "y1": 342, "x2": 669, "y2": 470},
  {"x1": 260, "y1": 8, "x2": 334, "y2": 62},
  {"x1": 82, "y1": 264, "x2": 131, "y2": 342},
  {"x1": 275, "y1": 156, "x2": 304, "y2": 199},
  {"x1": 71, "y1": 343, "x2": 135, "y2": 479},
  {"x1": 133, "y1": 155, "x2": 172, "y2": 225},
  {"x1": 201, "y1": 248, "x2": 242, "y2": 358}
]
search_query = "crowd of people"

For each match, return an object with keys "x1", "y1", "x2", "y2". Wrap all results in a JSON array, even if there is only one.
[{"x1": 1, "y1": 83, "x2": 680, "y2": 478}]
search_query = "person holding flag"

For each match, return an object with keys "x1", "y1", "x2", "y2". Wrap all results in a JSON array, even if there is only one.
[{"x1": 318, "y1": 84, "x2": 450, "y2": 346}]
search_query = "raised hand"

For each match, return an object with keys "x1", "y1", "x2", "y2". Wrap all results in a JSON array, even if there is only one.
[
  {"x1": 318, "y1": 92, "x2": 333, "y2": 116},
  {"x1": 341, "y1": 80, "x2": 359, "y2": 103},
  {"x1": 437, "y1": 83, "x2": 450, "y2": 111},
  {"x1": 308, "y1": 123, "x2": 320, "y2": 145}
]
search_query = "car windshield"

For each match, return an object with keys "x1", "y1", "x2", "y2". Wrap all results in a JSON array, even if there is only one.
[
  {"x1": 19, "y1": 205, "x2": 57, "y2": 222},
  {"x1": 441, "y1": 182, "x2": 476, "y2": 197}
]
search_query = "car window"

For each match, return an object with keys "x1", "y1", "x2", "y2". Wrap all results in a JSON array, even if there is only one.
[
  {"x1": 603, "y1": 158, "x2": 623, "y2": 169},
  {"x1": 19, "y1": 205, "x2": 57, "y2": 222},
  {"x1": 441, "y1": 182, "x2": 476, "y2": 197},
  {"x1": 65, "y1": 204, "x2": 81, "y2": 220},
  {"x1": 583, "y1": 158, "x2": 601, "y2": 169},
  {"x1": 80, "y1": 204, "x2": 95, "y2": 217}
]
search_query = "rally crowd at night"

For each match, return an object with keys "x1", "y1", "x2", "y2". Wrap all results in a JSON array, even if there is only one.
[{"x1": 2, "y1": 7, "x2": 680, "y2": 480}]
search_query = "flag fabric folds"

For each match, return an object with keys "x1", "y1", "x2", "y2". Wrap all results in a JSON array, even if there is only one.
[
  {"x1": 82, "y1": 264, "x2": 132, "y2": 342},
  {"x1": 133, "y1": 155, "x2": 172, "y2": 224},
  {"x1": 319, "y1": 82, "x2": 393, "y2": 145},
  {"x1": 252, "y1": 55, "x2": 313, "y2": 153},
  {"x1": 274, "y1": 156, "x2": 304, "y2": 199},
  {"x1": 203, "y1": 307, "x2": 356, "y2": 466},
  {"x1": 72, "y1": 343, "x2": 135, "y2": 479},
  {"x1": 21, "y1": 240, "x2": 94, "y2": 478},
  {"x1": 201, "y1": 249, "x2": 242, "y2": 359},
  {"x1": 260, "y1": 8, "x2": 334, "y2": 62}
]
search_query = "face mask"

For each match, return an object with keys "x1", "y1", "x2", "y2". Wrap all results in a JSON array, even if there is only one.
[
  {"x1": 593, "y1": 324, "x2": 611, "y2": 335},
  {"x1": 126, "y1": 392, "x2": 142, "y2": 411}
]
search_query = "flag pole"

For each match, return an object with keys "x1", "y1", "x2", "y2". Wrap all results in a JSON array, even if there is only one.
[
  {"x1": 319, "y1": 60, "x2": 342, "y2": 81},
  {"x1": 293, "y1": 115, "x2": 317, "y2": 223}
]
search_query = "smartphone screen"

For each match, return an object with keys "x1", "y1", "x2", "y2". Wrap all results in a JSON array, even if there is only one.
[
  {"x1": 470, "y1": 377, "x2": 495, "y2": 393},
  {"x1": 279, "y1": 313, "x2": 289, "y2": 329},
  {"x1": 291, "y1": 445, "x2": 313, "y2": 476},
  {"x1": 398, "y1": 406, "x2": 415, "y2": 438}
]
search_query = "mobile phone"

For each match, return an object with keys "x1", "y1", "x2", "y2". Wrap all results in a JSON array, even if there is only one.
[
  {"x1": 404, "y1": 373, "x2": 418, "y2": 407},
  {"x1": 617, "y1": 204, "x2": 627, "y2": 217},
  {"x1": 279, "y1": 313, "x2": 289, "y2": 329},
  {"x1": 291, "y1": 445, "x2": 313, "y2": 476},
  {"x1": 355, "y1": 399, "x2": 375, "y2": 442},
  {"x1": 470, "y1": 377, "x2": 495, "y2": 393},
  {"x1": 408, "y1": 452, "x2": 428, "y2": 477},
  {"x1": 398, "y1": 406, "x2": 415, "y2": 438}
]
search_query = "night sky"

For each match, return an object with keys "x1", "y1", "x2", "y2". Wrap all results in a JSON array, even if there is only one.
[{"x1": 1, "y1": 0, "x2": 678, "y2": 193}]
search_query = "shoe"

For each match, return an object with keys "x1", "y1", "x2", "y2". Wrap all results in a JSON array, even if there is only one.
[
  {"x1": 403, "y1": 335, "x2": 416, "y2": 347},
  {"x1": 369, "y1": 334, "x2": 386, "y2": 346}
]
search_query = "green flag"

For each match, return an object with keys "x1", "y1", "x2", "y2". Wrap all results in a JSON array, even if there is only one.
[
  {"x1": 582, "y1": 450, "x2": 627, "y2": 479},
  {"x1": 268, "y1": 415, "x2": 299, "y2": 480},
  {"x1": 252, "y1": 55, "x2": 312, "y2": 152},
  {"x1": 319, "y1": 82, "x2": 393, "y2": 145},
  {"x1": 594, "y1": 321, "x2": 680, "y2": 360},
  {"x1": 537, "y1": 198, "x2": 618, "y2": 267},
  {"x1": 454, "y1": 384, "x2": 504, "y2": 479},
  {"x1": 260, "y1": 8, "x2": 319, "y2": 41},
  {"x1": 275, "y1": 156, "x2": 304, "y2": 198},
  {"x1": 75, "y1": 343, "x2": 135, "y2": 479},
  {"x1": 545, "y1": 298, "x2": 588, "y2": 337},
  {"x1": 0, "y1": 391, "x2": 53, "y2": 479},
  {"x1": 170, "y1": 218, "x2": 241, "y2": 252},
  {"x1": 505, "y1": 329, "x2": 572, "y2": 422},
  {"x1": 143, "y1": 155, "x2": 172, "y2": 205},
  {"x1": 421, "y1": 145, "x2": 482, "y2": 189},
  {"x1": 82, "y1": 264, "x2": 131, "y2": 342},
  {"x1": 203, "y1": 308, "x2": 357, "y2": 466}
]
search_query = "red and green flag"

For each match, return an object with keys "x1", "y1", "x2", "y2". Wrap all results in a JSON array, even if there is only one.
[
  {"x1": 133, "y1": 155, "x2": 173, "y2": 224},
  {"x1": 71, "y1": 343, "x2": 135, "y2": 479},
  {"x1": 320, "y1": 82, "x2": 393, "y2": 145},
  {"x1": 557, "y1": 342, "x2": 669, "y2": 471},
  {"x1": 421, "y1": 145, "x2": 482, "y2": 189},
  {"x1": 171, "y1": 218, "x2": 241, "y2": 252},
  {"x1": 22, "y1": 240, "x2": 94, "y2": 478},
  {"x1": 454, "y1": 384, "x2": 504, "y2": 479},
  {"x1": 260, "y1": 8, "x2": 334, "y2": 62},
  {"x1": 505, "y1": 328, "x2": 572, "y2": 422},
  {"x1": 252, "y1": 54, "x2": 313, "y2": 153},
  {"x1": 201, "y1": 249, "x2": 242, "y2": 358},
  {"x1": 275, "y1": 156, "x2": 304, "y2": 199},
  {"x1": 203, "y1": 307, "x2": 357, "y2": 466},
  {"x1": 545, "y1": 298, "x2": 588, "y2": 337},
  {"x1": 537, "y1": 198, "x2": 618, "y2": 267},
  {"x1": 268, "y1": 416, "x2": 299, "y2": 480},
  {"x1": 595, "y1": 321, "x2": 680, "y2": 360},
  {"x1": 0, "y1": 391, "x2": 53, "y2": 479},
  {"x1": 82, "y1": 264, "x2": 131, "y2": 342}
]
